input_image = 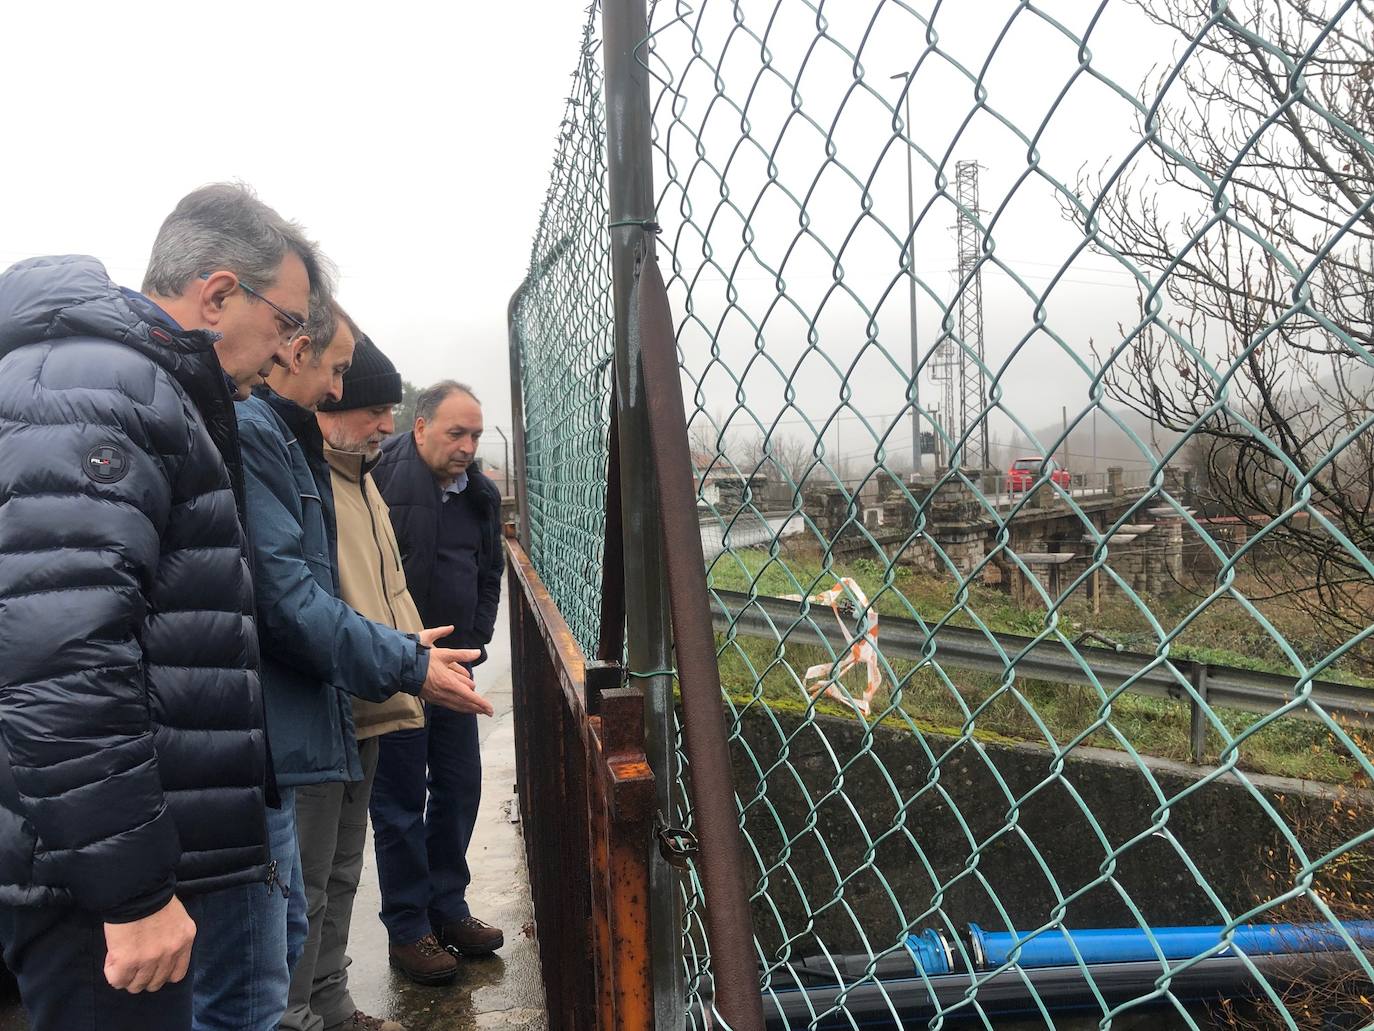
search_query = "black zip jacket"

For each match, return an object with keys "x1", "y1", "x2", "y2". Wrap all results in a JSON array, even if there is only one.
[{"x1": 373, "y1": 432, "x2": 503, "y2": 661}]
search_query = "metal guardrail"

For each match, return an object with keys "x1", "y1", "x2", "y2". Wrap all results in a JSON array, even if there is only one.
[{"x1": 711, "y1": 589, "x2": 1374, "y2": 762}]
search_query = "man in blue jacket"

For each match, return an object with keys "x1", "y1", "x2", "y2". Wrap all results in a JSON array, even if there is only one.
[
  {"x1": 0, "y1": 184, "x2": 323, "y2": 1031},
  {"x1": 227, "y1": 308, "x2": 493, "y2": 1028},
  {"x1": 371, "y1": 381, "x2": 506, "y2": 975}
]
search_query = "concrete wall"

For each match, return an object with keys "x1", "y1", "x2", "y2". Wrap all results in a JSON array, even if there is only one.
[{"x1": 726, "y1": 706, "x2": 1365, "y2": 960}]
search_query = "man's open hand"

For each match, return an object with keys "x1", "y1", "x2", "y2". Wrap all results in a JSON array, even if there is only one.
[{"x1": 417, "y1": 626, "x2": 493, "y2": 716}]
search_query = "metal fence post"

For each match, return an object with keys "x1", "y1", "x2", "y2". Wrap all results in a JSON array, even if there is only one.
[
  {"x1": 507, "y1": 281, "x2": 531, "y2": 548},
  {"x1": 1189, "y1": 663, "x2": 1210, "y2": 765},
  {"x1": 637, "y1": 257, "x2": 767, "y2": 1031},
  {"x1": 600, "y1": 0, "x2": 685, "y2": 1023}
]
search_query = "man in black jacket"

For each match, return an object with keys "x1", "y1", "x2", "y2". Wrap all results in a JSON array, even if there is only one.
[
  {"x1": 371, "y1": 381, "x2": 506, "y2": 973},
  {"x1": 0, "y1": 184, "x2": 327, "y2": 1031}
]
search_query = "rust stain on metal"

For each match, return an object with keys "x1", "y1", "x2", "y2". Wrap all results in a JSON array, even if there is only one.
[{"x1": 609, "y1": 759, "x2": 652, "y2": 781}]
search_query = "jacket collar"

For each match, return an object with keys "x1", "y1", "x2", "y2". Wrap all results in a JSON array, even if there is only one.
[
  {"x1": 255, "y1": 385, "x2": 325, "y2": 453},
  {"x1": 323, "y1": 444, "x2": 381, "y2": 483},
  {"x1": 0, "y1": 256, "x2": 220, "y2": 379},
  {"x1": 378, "y1": 431, "x2": 497, "y2": 511}
]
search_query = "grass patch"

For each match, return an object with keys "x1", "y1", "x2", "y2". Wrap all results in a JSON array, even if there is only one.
[{"x1": 709, "y1": 547, "x2": 1374, "y2": 784}]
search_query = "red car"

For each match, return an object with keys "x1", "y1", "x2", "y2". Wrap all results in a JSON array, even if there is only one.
[{"x1": 1007, "y1": 456, "x2": 1070, "y2": 492}]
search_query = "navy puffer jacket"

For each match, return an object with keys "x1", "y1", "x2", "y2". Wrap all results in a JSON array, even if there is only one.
[{"x1": 0, "y1": 256, "x2": 268, "y2": 922}]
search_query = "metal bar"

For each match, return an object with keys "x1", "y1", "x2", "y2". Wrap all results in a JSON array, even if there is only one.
[
  {"x1": 1189, "y1": 663, "x2": 1210, "y2": 764},
  {"x1": 637, "y1": 256, "x2": 767, "y2": 1029},
  {"x1": 563, "y1": 700, "x2": 596, "y2": 1031},
  {"x1": 748, "y1": 952, "x2": 1370, "y2": 1029},
  {"x1": 600, "y1": 0, "x2": 685, "y2": 1022},
  {"x1": 598, "y1": 687, "x2": 655, "y2": 1026},
  {"x1": 508, "y1": 542, "x2": 583, "y2": 1028},
  {"x1": 597, "y1": 397, "x2": 627, "y2": 663},
  {"x1": 508, "y1": 537, "x2": 588, "y2": 723},
  {"x1": 712, "y1": 589, "x2": 1374, "y2": 729},
  {"x1": 587, "y1": 736, "x2": 614, "y2": 1026},
  {"x1": 506, "y1": 281, "x2": 532, "y2": 548},
  {"x1": 507, "y1": 537, "x2": 659, "y2": 807}
]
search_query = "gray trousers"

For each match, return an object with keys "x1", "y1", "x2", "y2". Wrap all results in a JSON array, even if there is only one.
[{"x1": 280, "y1": 736, "x2": 380, "y2": 1031}]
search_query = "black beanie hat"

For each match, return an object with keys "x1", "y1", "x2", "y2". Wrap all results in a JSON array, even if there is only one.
[{"x1": 318, "y1": 333, "x2": 402, "y2": 412}]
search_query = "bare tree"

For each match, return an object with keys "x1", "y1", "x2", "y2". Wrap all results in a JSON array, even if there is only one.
[
  {"x1": 688, "y1": 414, "x2": 725, "y2": 471},
  {"x1": 737, "y1": 430, "x2": 819, "y2": 495},
  {"x1": 1064, "y1": 0, "x2": 1374, "y2": 670}
]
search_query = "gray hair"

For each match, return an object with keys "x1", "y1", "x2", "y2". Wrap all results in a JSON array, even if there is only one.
[
  {"x1": 301, "y1": 294, "x2": 341, "y2": 362},
  {"x1": 334, "y1": 305, "x2": 364, "y2": 346},
  {"x1": 415, "y1": 380, "x2": 479, "y2": 424},
  {"x1": 142, "y1": 182, "x2": 336, "y2": 306}
]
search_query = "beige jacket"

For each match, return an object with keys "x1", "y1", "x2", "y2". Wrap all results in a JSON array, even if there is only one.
[{"x1": 325, "y1": 445, "x2": 426, "y2": 739}]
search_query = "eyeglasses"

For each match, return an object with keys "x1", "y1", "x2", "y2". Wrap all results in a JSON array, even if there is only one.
[{"x1": 200, "y1": 272, "x2": 308, "y2": 341}]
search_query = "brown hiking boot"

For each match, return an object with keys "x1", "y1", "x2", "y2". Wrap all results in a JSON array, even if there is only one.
[
  {"x1": 437, "y1": 915, "x2": 505, "y2": 956},
  {"x1": 325, "y1": 1012, "x2": 407, "y2": 1031},
  {"x1": 388, "y1": 933, "x2": 459, "y2": 985}
]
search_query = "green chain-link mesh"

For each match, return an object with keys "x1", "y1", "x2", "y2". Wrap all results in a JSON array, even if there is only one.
[
  {"x1": 522, "y1": 1, "x2": 1374, "y2": 1026},
  {"x1": 515, "y1": 13, "x2": 614, "y2": 657}
]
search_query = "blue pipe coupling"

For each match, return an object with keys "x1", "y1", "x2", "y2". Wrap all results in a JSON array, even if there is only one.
[
  {"x1": 904, "y1": 928, "x2": 955, "y2": 975},
  {"x1": 967, "y1": 920, "x2": 1374, "y2": 969}
]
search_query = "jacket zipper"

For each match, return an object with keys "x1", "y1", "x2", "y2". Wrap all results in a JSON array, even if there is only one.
[
  {"x1": 263, "y1": 858, "x2": 290, "y2": 898},
  {"x1": 361, "y1": 476, "x2": 400, "y2": 628}
]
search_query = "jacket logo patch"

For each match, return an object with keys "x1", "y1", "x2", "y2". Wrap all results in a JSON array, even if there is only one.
[{"x1": 85, "y1": 444, "x2": 130, "y2": 484}]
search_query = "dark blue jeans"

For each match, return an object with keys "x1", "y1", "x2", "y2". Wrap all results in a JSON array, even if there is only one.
[
  {"x1": 191, "y1": 787, "x2": 305, "y2": 1031},
  {"x1": 0, "y1": 896, "x2": 201, "y2": 1031},
  {"x1": 369, "y1": 705, "x2": 481, "y2": 944}
]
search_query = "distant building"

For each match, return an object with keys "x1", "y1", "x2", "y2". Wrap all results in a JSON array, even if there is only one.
[{"x1": 692, "y1": 450, "x2": 773, "y2": 512}]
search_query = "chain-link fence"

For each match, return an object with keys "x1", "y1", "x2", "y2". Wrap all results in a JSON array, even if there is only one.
[
  {"x1": 516, "y1": 0, "x2": 1374, "y2": 1026},
  {"x1": 516, "y1": 12, "x2": 614, "y2": 657}
]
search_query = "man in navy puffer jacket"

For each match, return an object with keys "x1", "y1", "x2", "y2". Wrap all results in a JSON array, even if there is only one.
[{"x1": 0, "y1": 184, "x2": 325, "y2": 1031}]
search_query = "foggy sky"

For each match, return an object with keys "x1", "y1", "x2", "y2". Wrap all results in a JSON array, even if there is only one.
[{"x1": 0, "y1": 0, "x2": 589, "y2": 446}]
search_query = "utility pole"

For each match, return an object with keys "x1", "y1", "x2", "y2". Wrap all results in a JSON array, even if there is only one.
[
  {"x1": 953, "y1": 160, "x2": 988, "y2": 470},
  {"x1": 1061, "y1": 405, "x2": 1069, "y2": 473},
  {"x1": 891, "y1": 71, "x2": 922, "y2": 480}
]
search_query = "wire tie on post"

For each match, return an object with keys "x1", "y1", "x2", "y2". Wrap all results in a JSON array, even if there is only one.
[
  {"x1": 607, "y1": 217, "x2": 662, "y2": 233},
  {"x1": 626, "y1": 666, "x2": 677, "y2": 680}
]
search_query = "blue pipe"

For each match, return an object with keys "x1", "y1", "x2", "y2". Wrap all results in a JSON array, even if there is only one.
[{"x1": 967, "y1": 921, "x2": 1374, "y2": 969}]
